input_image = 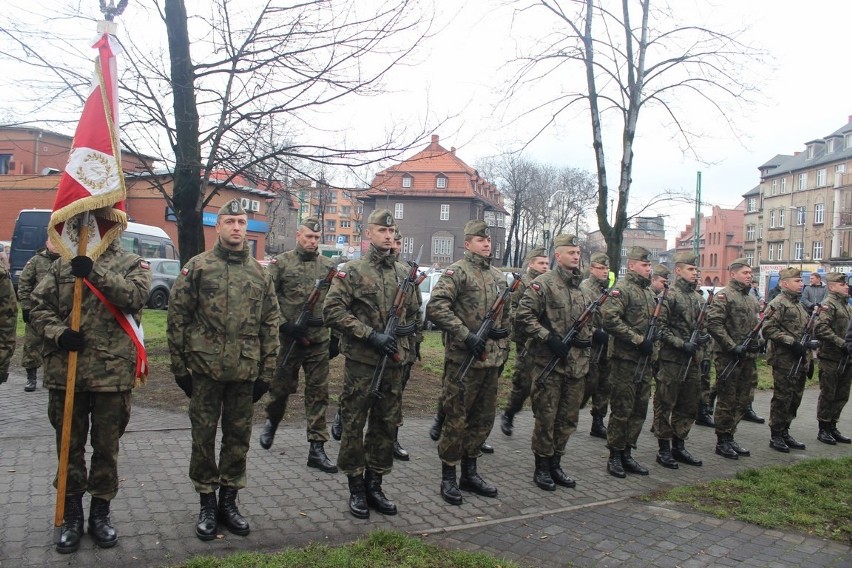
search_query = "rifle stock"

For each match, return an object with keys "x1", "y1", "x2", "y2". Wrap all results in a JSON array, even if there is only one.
[
  {"x1": 717, "y1": 305, "x2": 776, "y2": 384},
  {"x1": 677, "y1": 287, "x2": 715, "y2": 384},
  {"x1": 278, "y1": 266, "x2": 338, "y2": 371}
]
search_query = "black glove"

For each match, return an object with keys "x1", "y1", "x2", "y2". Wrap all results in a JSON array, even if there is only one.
[
  {"x1": 415, "y1": 341, "x2": 421, "y2": 361},
  {"x1": 696, "y1": 332, "x2": 712, "y2": 346},
  {"x1": 328, "y1": 335, "x2": 340, "y2": 359},
  {"x1": 464, "y1": 333, "x2": 486, "y2": 358},
  {"x1": 637, "y1": 338, "x2": 654, "y2": 356},
  {"x1": 747, "y1": 340, "x2": 763, "y2": 353},
  {"x1": 21, "y1": 310, "x2": 30, "y2": 324},
  {"x1": 279, "y1": 322, "x2": 307, "y2": 338},
  {"x1": 571, "y1": 336, "x2": 592, "y2": 349},
  {"x1": 252, "y1": 379, "x2": 269, "y2": 402},
  {"x1": 306, "y1": 316, "x2": 325, "y2": 328},
  {"x1": 546, "y1": 335, "x2": 570, "y2": 360},
  {"x1": 70, "y1": 255, "x2": 94, "y2": 278},
  {"x1": 790, "y1": 341, "x2": 806, "y2": 356},
  {"x1": 680, "y1": 341, "x2": 697, "y2": 355},
  {"x1": 806, "y1": 339, "x2": 820, "y2": 350},
  {"x1": 487, "y1": 327, "x2": 509, "y2": 340},
  {"x1": 368, "y1": 331, "x2": 398, "y2": 356},
  {"x1": 57, "y1": 329, "x2": 85, "y2": 351},
  {"x1": 592, "y1": 329, "x2": 608, "y2": 346},
  {"x1": 732, "y1": 344, "x2": 747, "y2": 356},
  {"x1": 174, "y1": 374, "x2": 192, "y2": 398}
]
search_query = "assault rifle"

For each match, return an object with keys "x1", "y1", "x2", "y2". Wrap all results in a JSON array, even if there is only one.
[
  {"x1": 787, "y1": 303, "x2": 822, "y2": 379},
  {"x1": 278, "y1": 265, "x2": 338, "y2": 371},
  {"x1": 633, "y1": 282, "x2": 669, "y2": 384},
  {"x1": 839, "y1": 350, "x2": 850, "y2": 376},
  {"x1": 678, "y1": 286, "x2": 715, "y2": 383},
  {"x1": 717, "y1": 305, "x2": 776, "y2": 384},
  {"x1": 535, "y1": 286, "x2": 613, "y2": 388},
  {"x1": 368, "y1": 246, "x2": 423, "y2": 398}
]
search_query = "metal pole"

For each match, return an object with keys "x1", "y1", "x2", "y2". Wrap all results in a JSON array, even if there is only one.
[{"x1": 693, "y1": 171, "x2": 702, "y2": 258}]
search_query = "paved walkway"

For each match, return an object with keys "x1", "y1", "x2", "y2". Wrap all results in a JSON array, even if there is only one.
[{"x1": 0, "y1": 365, "x2": 850, "y2": 567}]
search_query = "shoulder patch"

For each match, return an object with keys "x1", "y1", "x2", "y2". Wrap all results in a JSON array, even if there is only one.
[
  {"x1": 336, "y1": 271, "x2": 347, "y2": 279},
  {"x1": 445, "y1": 269, "x2": 455, "y2": 276},
  {"x1": 610, "y1": 290, "x2": 621, "y2": 297},
  {"x1": 270, "y1": 258, "x2": 278, "y2": 264},
  {"x1": 715, "y1": 293, "x2": 726, "y2": 301},
  {"x1": 181, "y1": 267, "x2": 190, "y2": 276},
  {"x1": 138, "y1": 260, "x2": 150, "y2": 270},
  {"x1": 531, "y1": 282, "x2": 541, "y2": 292}
]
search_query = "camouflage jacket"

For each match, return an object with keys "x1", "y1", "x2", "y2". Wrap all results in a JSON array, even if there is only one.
[
  {"x1": 399, "y1": 259, "x2": 424, "y2": 365},
  {"x1": 30, "y1": 244, "x2": 151, "y2": 391},
  {"x1": 601, "y1": 270, "x2": 654, "y2": 361},
  {"x1": 706, "y1": 279, "x2": 761, "y2": 358},
  {"x1": 167, "y1": 242, "x2": 279, "y2": 382},
  {"x1": 515, "y1": 264, "x2": 593, "y2": 376},
  {"x1": 18, "y1": 248, "x2": 59, "y2": 313},
  {"x1": 510, "y1": 268, "x2": 542, "y2": 343},
  {"x1": 658, "y1": 277, "x2": 702, "y2": 364},
  {"x1": 764, "y1": 289, "x2": 811, "y2": 365},
  {"x1": 579, "y1": 275, "x2": 608, "y2": 331},
  {"x1": 267, "y1": 244, "x2": 335, "y2": 345},
  {"x1": 322, "y1": 245, "x2": 420, "y2": 366},
  {"x1": 0, "y1": 267, "x2": 17, "y2": 378},
  {"x1": 814, "y1": 291, "x2": 852, "y2": 361},
  {"x1": 426, "y1": 251, "x2": 511, "y2": 367},
  {"x1": 696, "y1": 289, "x2": 714, "y2": 361}
]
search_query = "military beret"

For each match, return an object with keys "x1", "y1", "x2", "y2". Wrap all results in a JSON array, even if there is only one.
[
  {"x1": 653, "y1": 263, "x2": 670, "y2": 278},
  {"x1": 525, "y1": 247, "x2": 547, "y2": 262},
  {"x1": 779, "y1": 267, "x2": 801, "y2": 279},
  {"x1": 826, "y1": 272, "x2": 847, "y2": 283},
  {"x1": 300, "y1": 217, "x2": 321, "y2": 232},
  {"x1": 218, "y1": 199, "x2": 246, "y2": 216},
  {"x1": 367, "y1": 209, "x2": 395, "y2": 227},
  {"x1": 728, "y1": 257, "x2": 750, "y2": 270},
  {"x1": 553, "y1": 234, "x2": 580, "y2": 248},
  {"x1": 627, "y1": 246, "x2": 651, "y2": 261},
  {"x1": 673, "y1": 251, "x2": 697, "y2": 266},
  {"x1": 394, "y1": 226, "x2": 403, "y2": 241},
  {"x1": 464, "y1": 219, "x2": 490, "y2": 237},
  {"x1": 590, "y1": 252, "x2": 609, "y2": 267}
]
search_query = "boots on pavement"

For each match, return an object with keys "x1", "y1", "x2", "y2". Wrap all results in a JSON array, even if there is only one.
[
  {"x1": 24, "y1": 368, "x2": 37, "y2": 392},
  {"x1": 56, "y1": 492, "x2": 84, "y2": 554},
  {"x1": 440, "y1": 463, "x2": 463, "y2": 505},
  {"x1": 607, "y1": 448, "x2": 626, "y2": 478},
  {"x1": 656, "y1": 439, "x2": 679, "y2": 469},
  {"x1": 672, "y1": 436, "x2": 702, "y2": 466},
  {"x1": 392, "y1": 428, "x2": 410, "y2": 461},
  {"x1": 196, "y1": 492, "x2": 218, "y2": 541},
  {"x1": 331, "y1": 408, "x2": 342, "y2": 441},
  {"x1": 817, "y1": 421, "x2": 837, "y2": 445},
  {"x1": 500, "y1": 411, "x2": 515, "y2": 436},
  {"x1": 307, "y1": 441, "x2": 339, "y2": 473},
  {"x1": 218, "y1": 487, "x2": 250, "y2": 536},
  {"x1": 769, "y1": 429, "x2": 790, "y2": 453},
  {"x1": 831, "y1": 421, "x2": 851, "y2": 443},
  {"x1": 347, "y1": 474, "x2": 369, "y2": 518},
  {"x1": 533, "y1": 455, "x2": 556, "y2": 491},
  {"x1": 364, "y1": 469, "x2": 397, "y2": 515},
  {"x1": 621, "y1": 448, "x2": 649, "y2": 475},
  {"x1": 742, "y1": 403, "x2": 765, "y2": 424},
  {"x1": 550, "y1": 454, "x2": 576, "y2": 488},
  {"x1": 715, "y1": 433, "x2": 738, "y2": 460},
  {"x1": 589, "y1": 411, "x2": 608, "y2": 438},
  {"x1": 460, "y1": 457, "x2": 498, "y2": 497},
  {"x1": 88, "y1": 496, "x2": 118, "y2": 548},
  {"x1": 258, "y1": 418, "x2": 279, "y2": 450}
]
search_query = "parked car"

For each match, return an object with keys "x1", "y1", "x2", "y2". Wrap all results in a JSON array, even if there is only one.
[
  {"x1": 147, "y1": 258, "x2": 181, "y2": 309},
  {"x1": 418, "y1": 269, "x2": 443, "y2": 328}
]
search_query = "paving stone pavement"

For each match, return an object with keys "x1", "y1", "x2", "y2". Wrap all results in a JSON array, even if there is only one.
[{"x1": 1, "y1": 365, "x2": 850, "y2": 568}]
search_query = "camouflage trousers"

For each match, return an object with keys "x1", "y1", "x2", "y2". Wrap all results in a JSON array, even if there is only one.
[
  {"x1": 768, "y1": 357, "x2": 809, "y2": 430},
  {"x1": 606, "y1": 358, "x2": 652, "y2": 451},
  {"x1": 438, "y1": 361, "x2": 499, "y2": 465},
  {"x1": 504, "y1": 341, "x2": 534, "y2": 416},
  {"x1": 267, "y1": 339, "x2": 330, "y2": 442},
  {"x1": 581, "y1": 349, "x2": 611, "y2": 417},
  {"x1": 530, "y1": 366, "x2": 584, "y2": 457},
  {"x1": 698, "y1": 358, "x2": 716, "y2": 405},
  {"x1": 713, "y1": 354, "x2": 758, "y2": 435},
  {"x1": 652, "y1": 358, "x2": 700, "y2": 440},
  {"x1": 338, "y1": 358, "x2": 402, "y2": 477},
  {"x1": 48, "y1": 389, "x2": 131, "y2": 500},
  {"x1": 817, "y1": 358, "x2": 852, "y2": 422},
  {"x1": 189, "y1": 375, "x2": 254, "y2": 494},
  {"x1": 21, "y1": 323, "x2": 44, "y2": 369}
]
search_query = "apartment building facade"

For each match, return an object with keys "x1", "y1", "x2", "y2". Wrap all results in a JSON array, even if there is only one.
[{"x1": 586, "y1": 215, "x2": 668, "y2": 275}]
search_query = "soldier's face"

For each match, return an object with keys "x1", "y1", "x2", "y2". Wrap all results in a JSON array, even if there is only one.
[
  {"x1": 555, "y1": 246, "x2": 580, "y2": 270},
  {"x1": 465, "y1": 236, "x2": 491, "y2": 256},
  {"x1": 730, "y1": 266, "x2": 752, "y2": 286},
  {"x1": 651, "y1": 275, "x2": 667, "y2": 292},
  {"x1": 296, "y1": 226, "x2": 321, "y2": 252},
  {"x1": 529, "y1": 256, "x2": 549, "y2": 273},
  {"x1": 367, "y1": 224, "x2": 394, "y2": 251},
  {"x1": 828, "y1": 281, "x2": 848, "y2": 296},
  {"x1": 216, "y1": 215, "x2": 248, "y2": 250},
  {"x1": 630, "y1": 260, "x2": 652, "y2": 279},
  {"x1": 782, "y1": 277, "x2": 804, "y2": 293},
  {"x1": 677, "y1": 264, "x2": 697, "y2": 283},
  {"x1": 392, "y1": 239, "x2": 402, "y2": 254},
  {"x1": 589, "y1": 263, "x2": 608, "y2": 280}
]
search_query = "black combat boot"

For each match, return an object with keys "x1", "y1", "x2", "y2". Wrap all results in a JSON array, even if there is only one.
[
  {"x1": 607, "y1": 449, "x2": 626, "y2": 478},
  {"x1": 88, "y1": 496, "x2": 117, "y2": 548},
  {"x1": 781, "y1": 429, "x2": 806, "y2": 450},
  {"x1": 621, "y1": 448, "x2": 649, "y2": 475},
  {"x1": 307, "y1": 441, "x2": 339, "y2": 473},
  {"x1": 364, "y1": 470, "x2": 397, "y2": 515},
  {"x1": 331, "y1": 408, "x2": 342, "y2": 441},
  {"x1": 589, "y1": 411, "x2": 608, "y2": 438},
  {"x1": 347, "y1": 474, "x2": 369, "y2": 518},
  {"x1": 258, "y1": 418, "x2": 279, "y2": 450},
  {"x1": 392, "y1": 428, "x2": 410, "y2": 461},
  {"x1": 440, "y1": 463, "x2": 463, "y2": 505},
  {"x1": 672, "y1": 436, "x2": 702, "y2": 466},
  {"x1": 55, "y1": 492, "x2": 84, "y2": 554},
  {"x1": 500, "y1": 411, "x2": 515, "y2": 436},
  {"x1": 715, "y1": 433, "x2": 738, "y2": 460},
  {"x1": 695, "y1": 404, "x2": 715, "y2": 427},
  {"x1": 550, "y1": 454, "x2": 576, "y2": 488},
  {"x1": 817, "y1": 421, "x2": 837, "y2": 445},
  {"x1": 742, "y1": 403, "x2": 765, "y2": 424},
  {"x1": 533, "y1": 455, "x2": 556, "y2": 491},
  {"x1": 459, "y1": 457, "x2": 498, "y2": 497},
  {"x1": 480, "y1": 442, "x2": 494, "y2": 454},
  {"x1": 655, "y1": 439, "x2": 679, "y2": 469},
  {"x1": 429, "y1": 409, "x2": 445, "y2": 441},
  {"x1": 218, "y1": 487, "x2": 250, "y2": 536},
  {"x1": 831, "y1": 421, "x2": 851, "y2": 444},
  {"x1": 24, "y1": 368, "x2": 37, "y2": 392},
  {"x1": 196, "y1": 492, "x2": 218, "y2": 540},
  {"x1": 769, "y1": 429, "x2": 790, "y2": 453}
]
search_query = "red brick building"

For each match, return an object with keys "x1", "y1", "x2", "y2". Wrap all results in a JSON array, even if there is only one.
[{"x1": 674, "y1": 204, "x2": 745, "y2": 286}]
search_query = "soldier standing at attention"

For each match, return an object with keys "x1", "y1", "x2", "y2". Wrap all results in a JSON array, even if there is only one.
[
  {"x1": 705, "y1": 258, "x2": 761, "y2": 460},
  {"x1": 500, "y1": 247, "x2": 549, "y2": 437},
  {"x1": 762, "y1": 267, "x2": 815, "y2": 452},
  {"x1": 694, "y1": 274, "x2": 716, "y2": 428},
  {"x1": 30, "y1": 236, "x2": 150, "y2": 553},
  {"x1": 168, "y1": 199, "x2": 279, "y2": 540},
  {"x1": 653, "y1": 252, "x2": 705, "y2": 469},
  {"x1": 427, "y1": 220, "x2": 511, "y2": 506},
  {"x1": 258, "y1": 217, "x2": 337, "y2": 473},
  {"x1": 18, "y1": 239, "x2": 60, "y2": 391},
  {"x1": 600, "y1": 246, "x2": 655, "y2": 478},
  {"x1": 515, "y1": 234, "x2": 590, "y2": 491},
  {"x1": 0, "y1": 261, "x2": 18, "y2": 386},
  {"x1": 322, "y1": 209, "x2": 420, "y2": 519},
  {"x1": 814, "y1": 272, "x2": 852, "y2": 445},
  {"x1": 579, "y1": 252, "x2": 612, "y2": 439},
  {"x1": 650, "y1": 264, "x2": 669, "y2": 295}
]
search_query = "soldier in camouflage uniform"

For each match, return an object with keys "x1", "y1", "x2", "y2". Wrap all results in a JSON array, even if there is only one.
[
  {"x1": 19, "y1": 240, "x2": 60, "y2": 391},
  {"x1": 580, "y1": 252, "x2": 612, "y2": 439},
  {"x1": 515, "y1": 234, "x2": 590, "y2": 491},
  {"x1": 168, "y1": 200, "x2": 279, "y2": 540},
  {"x1": 694, "y1": 276, "x2": 717, "y2": 428},
  {"x1": 763, "y1": 267, "x2": 815, "y2": 452},
  {"x1": 258, "y1": 217, "x2": 337, "y2": 473},
  {"x1": 322, "y1": 209, "x2": 420, "y2": 519},
  {"x1": 653, "y1": 252, "x2": 705, "y2": 469},
  {"x1": 30, "y1": 237, "x2": 150, "y2": 553},
  {"x1": 427, "y1": 220, "x2": 511, "y2": 505},
  {"x1": 600, "y1": 246, "x2": 655, "y2": 478},
  {"x1": 814, "y1": 272, "x2": 852, "y2": 444},
  {"x1": 500, "y1": 247, "x2": 549, "y2": 437},
  {"x1": 651, "y1": 264, "x2": 669, "y2": 295},
  {"x1": 0, "y1": 263, "x2": 18, "y2": 386},
  {"x1": 705, "y1": 258, "x2": 761, "y2": 460}
]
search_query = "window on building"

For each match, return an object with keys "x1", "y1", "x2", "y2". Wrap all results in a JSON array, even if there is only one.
[
  {"x1": 781, "y1": 177, "x2": 787, "y2": 193},
  {"x1": 777, "y1": 242, "x2": 783, "y2": 260},
  {"x1": 798, "y1": 173, "x2": 808, "y2": 191},
  {"x1": 747, "y1": 197, "x2": 757, "y2": 211},
  {"x1": 796, "y1": 206, "x2": 805, "y2": 225},
  {"x1": 0, "y1": 154, "x2": 13, "y2": 174},
  {"x1": 768, "y1": 243, "x2": 775, "y2": 261},
  {"x1": 340, "y1": 220, "x2": 351, "y2": 228},
  {"x1": 440, "y1": 204, "x2": 449, "y2": 221},
  {"x1": 355, "y1": 205, "x2": 363, "y2": 215},
  {"x1": 328, "y1": 191, "x2": 338, "y2": 203},
  {"x1": 340, "y1": 206, "x2": 351, "y2": 216},
  {"x1": 817, "y1": 168, "x2": 827, "y2": 187},
  {"x1": 402, "y1": 175, "x2": 412, "y2": 188},
  {"x1": 403, "y1": 237, "x2": 414, "y2": 255},
  {"x1": 837, "y1": 163, "x2": 847, "y2": 174},
  {"x1": 769, "y1": 209, "x2": 776, "y2": 228},
  {"x1": 827, "y1": 139, "x2": 836, "y2": 153},
  {"x1": 794, "y1": 241, "x2": 803, "y2": 261},
  {"x1": 812, "y1": 240, "x2": 823, "y2": 260},
  {"x1": 651, "y1": 248, "x2": 659, "y2": 258},
  {"x1": 807, "y1": 145, "x2": 815, "y2": 160},
  {"x1": 494, "y1": 242, "x2": 500, "y2": 259},
  {"x1": 620, "y1": 247, "x2": 628, "y2": 258},
  {"x1": 745, "y1": 252, "x2": 754, "y2": 266},
  {"x1": 746, "y1": 224, "x2": 755, "y2": 240},
  {"x1": 771, "y1": 180, "x2": 778, "y2": 196},
  {"x1": 779, "y1": 208, "x2": 785, "y2": 227},
  {"x1": 618, "y1": 266, "x2": 627, "y2": 276},
  {"x1": 758, "y1": 223, "x2": 764, "y2": 239},
  {"x1": 846, "y1": 133, "x2": 852, "y2": 150},
  {"x1": 432, "y1": 235, "x2": 454, "y2": 263},
  {"x1": 394, "y1": 203, "x2": 403, "y2": 219},
  {"x1": 814, "y1": 203, "x2": 825, "y2": 224},
  {"x1": 325, "y1": 206, "x2": 337, "y2": 214},
  {"x1": 436, "y1": 175, "x2": 448, "y2": 189},
  {"x1": 324, "y1": 234, "x2": 336, "y2": 243}
]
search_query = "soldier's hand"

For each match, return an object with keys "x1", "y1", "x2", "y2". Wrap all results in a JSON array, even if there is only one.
[
  {"x1": 280, "y1": 322, "x2": 307, "y2": 338},
  {"x1": 328, "y1": 335, "x2": 340, "y2": 359},
  {"x1": 681, "y1": 341, "x2": 698, "y2": 355},
  {"x1": 57, "y1": 329, "x2": 85, "y2": 351},
  {"x1": 637, "y1": 338, "x2": 654, "y2": 356},
  {"x1": 464, "y1": 333, "x2": 486, "y2": 358},
  {"x1": 696, "y1": 332, "x2": 712, "y2": 346},
  {"x1": 252, "y1": 379, "x2": 269, "y2": 402},
  {"x1": 70, "y1": 255, "x2": 94, "y2": 278},
  {"x1": 546, "y1": 335, "x2": 570, "y2": 360},
  {"x1": 368, "y1": 331, "x2": 398, "y2": 356},
  {"x1": 806, "y1": 339, "x2": 820, "y2": 350},
  {"x1": 592, "y1": 329, "x2": 608, "y2": 346},
  {"x1": 22, "y1": 309, "x2": 30, "y2": 324},
  {"x1": 732, "y1": 344, "x2": 747, "y2": 356},
  {"x1": 790, "y1": 341, "x2": 806, "y2": 356},
  {"x1": 487, "y1": 327, "x2": 509, "y2": 340},
  {"x1": 174, "y1": 374, "x2": 192, "y2": 398},
  {"x1": 570, "y1": 336, "x2": 592, "y2": 349}
]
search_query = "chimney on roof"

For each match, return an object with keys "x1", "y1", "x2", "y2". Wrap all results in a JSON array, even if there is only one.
[
  {"x1": 794, "y1": 151, "x2": 800, "y2": 156},
  {"x1": 848, "y1": 114, "x2": 852, "y2": 123},
  {"x1": 431, "y1": 134, "x2": 439, "y2": 144},
  {"x1": 451, "y1": 146, "x2": 456, "y2": 155}
]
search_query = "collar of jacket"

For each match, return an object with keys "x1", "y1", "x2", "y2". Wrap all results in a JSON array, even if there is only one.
[
  {"x1": 829, "y1": 290, "x2": 850, "y2": 302},
  {"x1": 729, "y1": 279, "x2": 750, "y2": 294},
  {"x1": 675, "y1": 277, "x2": 695, "y2": 293},
  {"x1": 555, "y1": 264, "x2": 581, "y2": 287},
  {"x1": 368, "y1": 244, "x2": 396, "y2": 268},
  {"x1": 464, "y1": 251, "x2": 492, "y2": 269},
  {"x1": 528, "y1": 267, "x2": 543, "y2": 279},
  {"x1": 295, "y1": 243, "x2": 318, "y2": 261},
  {"x1": 214, "y1": 241, "x2": 249, "y2": 264},
  {"x1": 781, "y1": 288, "x2": 802, "y2": 300},
  {"x1": 625, "y1": 270, "x2": 650, "y2": 288}
]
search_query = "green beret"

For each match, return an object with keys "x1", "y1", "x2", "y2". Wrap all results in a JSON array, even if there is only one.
[
  {"x1": 590, "y1": 252, "x2": 609, "y2": 267},
  {"x1": 728, "y1": 257, "x2": 750, "y2": 270},
  {"x1": 826, "y1": 272, "x2": 847, "y2": 283},
  {"x1": 673, "y1": 251, "x2": 698, "y2": 266},
  {"x1": 218, "y1": 199, "x2": 246, "y2": 216},
  {"x1": 553, "y1": 234, "x2": 579, "y2": 248},
  {"x1": 526, "y1": 247, "x2": 547, "y2": 262},
  {"x1": 394, "y1": 226, "x2": 402, "y2": 241},
  {"x1": 300, "y1": 217, "x2": 321, "y2": 232},
  {"x1": 653, "y1": 263, "x2": 670, "y2": 278},
  {"x1": 627, "y1": 246, "x2": 651, "y2": 261},
  {"x1": 464, "y1": 220, "x2": 490, "y2": 237},
  {"x1": 367, "y1": 209, "x2": 395, "y2": 227},
  {"x1": 779, "y1": 267, "x2": 801, "y2": 280}
]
